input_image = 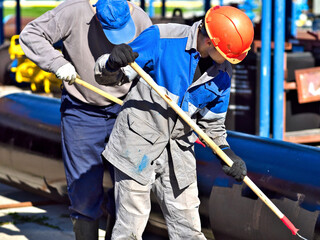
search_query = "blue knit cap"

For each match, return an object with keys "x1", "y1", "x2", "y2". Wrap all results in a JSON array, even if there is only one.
[{"x1": 94, "y1": 0, "x2": 136, "y2": 44}]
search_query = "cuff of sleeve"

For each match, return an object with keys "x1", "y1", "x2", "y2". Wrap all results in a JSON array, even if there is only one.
[
  {"x1": 212, "y1": 136, "x2": 229, "y2": 148},
  {"x1": 220, "y1": 146, "x2": 230, "y2": 151},
  {"x1": 49, "y1": 56, "x2": 70, "y2": 74}
]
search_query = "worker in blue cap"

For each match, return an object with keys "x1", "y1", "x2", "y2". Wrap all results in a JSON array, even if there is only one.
[{"x1": 19, "y1": 0, "x2": 152, "y2": 239}]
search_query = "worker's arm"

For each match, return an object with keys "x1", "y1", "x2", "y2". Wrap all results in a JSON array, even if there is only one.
[
  {"x1": 197, "y1": 119, "x2": 247, "y2": 182},
  {"x1": 197, "y1": 72, "x2": 247, "y2": 181},
  {"x1": 19, "y1": 4, "x2": 77, "y2": 84},
  {"x1": 19, "y1": 8, "x2": 70, "y2": 73}
]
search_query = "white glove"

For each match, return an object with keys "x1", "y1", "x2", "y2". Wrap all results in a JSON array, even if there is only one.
[{"x1": 56, "y1": 63, "x2": 77, "y2": 84}]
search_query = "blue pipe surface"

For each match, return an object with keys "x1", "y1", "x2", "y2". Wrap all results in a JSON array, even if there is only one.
[
  {"x1": 291, "y1": 1, "x2": 297, "y2": 37},
  {"x1": 273, "y1": 0, "x2": 285, "y2": 139},
  {"x1": 149, "y1": 0, "x2": 154, "y2": 17},
  {"x1": 1, "y1": 92, "x2": 320, "y2": 239},
  {"x1": 259, "y1": 0, "x2": 272, "y2": 137}
]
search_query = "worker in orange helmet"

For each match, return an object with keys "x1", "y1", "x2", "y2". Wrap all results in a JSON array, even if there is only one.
[{"x1": 94, "y1": 5, "x2": 254, "y2": 239}]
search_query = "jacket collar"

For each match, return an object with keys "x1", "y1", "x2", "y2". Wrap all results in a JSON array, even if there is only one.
[{"x1": 185, "y1": 20, "x2": 202, "y2": 51}]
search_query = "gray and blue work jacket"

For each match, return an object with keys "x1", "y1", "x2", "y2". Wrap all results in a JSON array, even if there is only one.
[{"x1": 102, "y1": 20, "x2": 233, "y2": 189}]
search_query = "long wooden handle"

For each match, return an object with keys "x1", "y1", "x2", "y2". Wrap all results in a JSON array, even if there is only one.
[
  {"x1": 129, "y1": 62, "x2": 300, "y2": 236},
  {"x1": 74, "y1": 78, "x2": 123, "y2": 106}
]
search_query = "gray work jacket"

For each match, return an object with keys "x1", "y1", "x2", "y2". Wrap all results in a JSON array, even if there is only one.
[
  {"x1": 19, "y1": 0, "x2": 152, "y2": 106},
  {"x1": 102, "y1": 21, "x2": 233, "y2": 189}
]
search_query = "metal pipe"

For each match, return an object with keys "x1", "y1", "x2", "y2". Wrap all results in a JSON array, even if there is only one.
[
  {"x1": 273, "y1": 0, "x2": 285, "y2": 140},
  {"x1": 149, "y1": 0, "x2": 154, "y2": 18},
  {"x1": 16, "y1": 0, "x2": 21, "y2": 34},
  {"x1": 140, "y1": 0, "x2": 145, "y2": 11},
  {"x1": 205, "y1": 0, "x2": 211, "y2": 12},
  {"x1": 259, "y1": 0, "x2": 272, "y2": 137},
  {"x1": 1, "y1": 93, "x2": 320, "y2": 239},
  {"x1": 291, "y1": 0, "x2": 297, "y2": 37},
  {"x1": 161, "y1": 0, "x2": 165, "y2": 17},
  {"x1": 0, "y1": 0, "x2": 3, "y2": 44}
]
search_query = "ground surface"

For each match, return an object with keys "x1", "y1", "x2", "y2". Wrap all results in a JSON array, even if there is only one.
[{"x1": 0, "y1": 183, "x2": 168, "y2": 240}]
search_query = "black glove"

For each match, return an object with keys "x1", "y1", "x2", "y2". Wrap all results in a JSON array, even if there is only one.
[
  {"x1": 220, "y1": 145, "x2": 247, "y2": 182},
  {"x1": 107, "y1": 44, "x2": 139, "y2": 71}
]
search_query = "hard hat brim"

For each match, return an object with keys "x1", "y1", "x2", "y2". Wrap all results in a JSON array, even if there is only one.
[{"x1": 215, "y1": 46, "x2": 250, "y2": 64}]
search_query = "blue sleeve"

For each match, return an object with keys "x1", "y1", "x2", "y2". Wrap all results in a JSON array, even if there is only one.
[
  {"x1": 209, "y1": 87, "x2": 230, "y2": 114},
  {"x1": 129, "y1": 25, "x2": 159, "y2": 72}
]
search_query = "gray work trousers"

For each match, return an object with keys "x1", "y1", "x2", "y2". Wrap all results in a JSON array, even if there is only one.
[{"x1": 111, "y1": 149, "x2": 207, "y2": 240}]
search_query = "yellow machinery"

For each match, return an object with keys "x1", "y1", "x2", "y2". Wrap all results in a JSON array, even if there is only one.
[{"x1": 8, "y1": 35, "x2": 62, "y2": 94}]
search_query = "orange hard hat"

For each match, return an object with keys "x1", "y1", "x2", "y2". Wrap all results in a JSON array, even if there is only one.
[{"x1": 204, "y1": 6, "x2": 254, "y2": 64}]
